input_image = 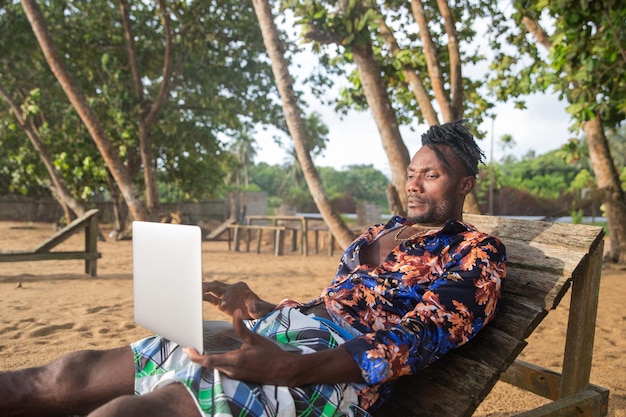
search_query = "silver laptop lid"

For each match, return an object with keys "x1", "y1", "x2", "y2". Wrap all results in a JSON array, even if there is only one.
[{"x1": 132, "y1": 221, "x2": 204, "y2": 352}]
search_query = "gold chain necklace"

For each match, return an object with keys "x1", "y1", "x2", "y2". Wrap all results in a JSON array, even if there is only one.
[{"x1": 393, "y1": 225, "x2": 435, "y2": 241}]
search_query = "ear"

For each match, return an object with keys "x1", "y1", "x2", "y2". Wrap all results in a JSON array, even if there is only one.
[{"x1": 459, "y1": 176, "x2": 475, "y2": 196}]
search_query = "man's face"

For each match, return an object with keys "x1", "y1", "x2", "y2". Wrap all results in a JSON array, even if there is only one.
[{"x1": 405, "y1": 145, "x2": 474, "y2": 226}]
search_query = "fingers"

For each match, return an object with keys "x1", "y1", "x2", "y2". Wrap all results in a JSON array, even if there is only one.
[
  {"x1": 184, "y1": 310, "x2": 252, "y2": 371},
  {"x1": 232, "y1": 309, "x2": 256, "y2": 343},
  {"x1": 202, "y1": 280, "x2": 227, "y2": 295},
  {"x1": 202, "y1": 280, "x2": 229, "y2": 308},
  {"x1": 183, "y1": 347, "x2": 209, "y2": 368}
]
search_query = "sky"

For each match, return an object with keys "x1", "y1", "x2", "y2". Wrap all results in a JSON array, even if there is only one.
[
  {"x1": 253, "y1": 89, "x2": 574, "y2": 178},
  {"x1": 248, "y1": 27, "x2": 576, "y2": 178}
]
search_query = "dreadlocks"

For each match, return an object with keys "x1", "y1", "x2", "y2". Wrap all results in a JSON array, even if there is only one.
[{"x1": 421, "y1": 120, "x2": 485, "y2": 178}]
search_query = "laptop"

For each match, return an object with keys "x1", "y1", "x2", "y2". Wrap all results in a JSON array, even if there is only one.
[
  {"x1": 132, "y1": 221, "x2": 247, "y2": 354},
  {"x1": 132, "y1": 221, "x2": 300, "y2": 355}
]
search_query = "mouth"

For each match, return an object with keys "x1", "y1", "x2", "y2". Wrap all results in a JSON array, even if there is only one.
[{"x1": 407, "y1": 196, "x2": 427, "y2": 208}]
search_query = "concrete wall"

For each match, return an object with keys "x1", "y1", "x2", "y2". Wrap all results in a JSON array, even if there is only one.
[{"x1": 0, "y1": 195, "x2": 227, "y2": 224}]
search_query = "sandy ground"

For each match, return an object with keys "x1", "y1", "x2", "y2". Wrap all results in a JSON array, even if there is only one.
[{"x1": 0, "y1": 219, "x2": 624, "y2": 416}]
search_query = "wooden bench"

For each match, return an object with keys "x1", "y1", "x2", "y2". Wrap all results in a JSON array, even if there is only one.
[
  {"x1": 0, "y1": 209, "x2": 101, "y2": 277},
  {"x1": 375, "y1": 214, "x2": 608, "y2": 417},
  {"x1": 227, "y1": 224, "x2": 287, "y2": 256}
]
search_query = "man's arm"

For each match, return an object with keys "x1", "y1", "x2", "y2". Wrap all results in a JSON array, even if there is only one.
[{"x1": 185, "y1": 309, "x2": 364, "y2": 386}]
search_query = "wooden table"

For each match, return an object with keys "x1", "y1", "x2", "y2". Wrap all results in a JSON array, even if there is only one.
[{"x1": 245, "y1": 215, "x2": 333, "y2": 256}]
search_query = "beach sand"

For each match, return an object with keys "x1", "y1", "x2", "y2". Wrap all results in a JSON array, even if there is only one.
[{"x1": 0, "y1": 219, "x2": 624, "y2": 416}]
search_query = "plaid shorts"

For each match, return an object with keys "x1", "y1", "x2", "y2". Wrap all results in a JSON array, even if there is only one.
[{"x1": 131, "y1": 307, "x2": 371, "y2": 417}]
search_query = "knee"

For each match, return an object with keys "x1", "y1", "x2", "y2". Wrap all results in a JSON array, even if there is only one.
[
  {"x1": 44, "y1": 347, "x2": 134, "y2": 399},
  {"x1": 44, "y1": 350, "x2": 102, "y2": 396}
]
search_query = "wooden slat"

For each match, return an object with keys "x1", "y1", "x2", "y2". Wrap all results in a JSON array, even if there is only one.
[
  {"x1": 503, "y1": 240, "x2": 590, "y2": 276},
  {"x1": 514, "y1": 387, "x2": 609, "y2": 417},
  {"x1": 488, "y1": 294, "x2": 548, "y2": 340},
  {"x1": 464, "y1": 214, "x2": 604, "y2": 251},
  {"x1": 376, "y1": 326, "x2": 526, "y2": 416},
  {"x1": 377, "y1": 354, "x2": 504, "y2": 417},
  {"x1": 34, "y1": 209, "x2": 100, "y2": 253},
  {"x1": 0, "y1": 209, "x2": 101, "y2": 277},
  {"x1": 452, "y1": 326, "x2": 527, "y2": 369},
  {"x1": 501, "y1": 360, "x2": 562, "y2": 400},
  {"x1": 0, "y1": 251, "x2": 101, "y2": 262},
  {"x1": 502, "y1": 267, "x2": 572, "y2": 310}
]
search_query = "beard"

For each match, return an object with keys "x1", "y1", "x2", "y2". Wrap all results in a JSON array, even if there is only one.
[{"x1": 406, "y1": 197, "x2": 454, "y2": 226}]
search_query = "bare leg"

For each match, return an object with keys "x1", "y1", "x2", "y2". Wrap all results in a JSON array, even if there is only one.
[
  {"x1": 0, "y1": 346, "x2": 134, "y2": 417},
  {"x1": 88, "y1": 383, "x2": 201, "y2": 417}
]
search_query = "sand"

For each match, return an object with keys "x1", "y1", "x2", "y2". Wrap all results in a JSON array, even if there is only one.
[{"x1": 0, "y1": 219, "x2": 624, "y2": 416}]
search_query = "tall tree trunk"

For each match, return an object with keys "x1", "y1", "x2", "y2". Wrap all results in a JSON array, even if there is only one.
[
  {"x1": 523, "y1": 16, "x2": 625, "y2": 262},
  {"x1": 21, "y1": 0, "x2": 149, "y2": 222},
  {"x1": 436, "y1": 0, "x2": 463, "y2": 120},
  {"x1": 583, "y1": 115, "x2": 626, "y2": 263},
  {"x1": 351, "y1": 44, "x2": 411, "y2": 209},
  {"x1": 377, "y1": 18, "x2": 439, "y2": 126},
  {"x1": 251, "y1": 0, "x2": 355, "y2": 249},
  {"x1": 106, "y1": 171, "x2": 129, "y2": 239},
  {"x1": 411, "y1": 0, "x2": 453, "y2": 122},
  {"x1": 119, "y1": 0, "x2": 175, "y2": 218}
]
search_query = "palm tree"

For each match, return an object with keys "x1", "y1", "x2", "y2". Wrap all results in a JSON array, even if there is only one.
[{"x1": 251, "y1": 0, "x2": 355, "y2": 249}]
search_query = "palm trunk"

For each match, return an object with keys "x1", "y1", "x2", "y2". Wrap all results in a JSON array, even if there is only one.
[
  {"x1": 583, "y1": 115, "x2": 626, "y2": 262},
  {"x1": 351, "y1": 44, "x2": 411, "y2": 209},
  {"x1": 251, "y1": 0, "x2": 355, "y2": 249}
]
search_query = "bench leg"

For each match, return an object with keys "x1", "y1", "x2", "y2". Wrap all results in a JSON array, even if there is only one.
[
  {"x1": 290, "y1": 230, "x2": 298, "y2": 252},
  {"x1": 274, "y1": 229, "x2": 284, "y2": 256},
  {"x1": 560, "y1": 240, "x2": 604, "y2": 397},
  {"x1": 233, "y1": 228, "x2": 241, "y2": 252},
  {"x1": 245, "y1": 229, "x2": 252, "y2": 252},
  {"x1": 85, "y1": 215, "x2": 98, "y2": 277},
  {"x1": 256, "y1": 230, "x2": 263, "y2": 254}
]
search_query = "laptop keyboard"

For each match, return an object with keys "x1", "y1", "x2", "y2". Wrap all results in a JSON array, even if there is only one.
[{"x1": 202, "y1": 330, "x2": 243, "y2": 352}]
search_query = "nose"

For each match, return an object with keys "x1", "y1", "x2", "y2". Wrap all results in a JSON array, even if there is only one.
[{"x1": 406, "y1": 174, "x2": 423, "y2": 193}]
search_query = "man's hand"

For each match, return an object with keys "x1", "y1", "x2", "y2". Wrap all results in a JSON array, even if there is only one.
[
  {"x1": 184, "y1": 309, "x2": 298, "y2": 385},
  {"x1": 202, "y1": 280, "x2": 275, "y2": 320},
  {"x1": 184, "y1": 310, "x2": 365, "y2": 387}
]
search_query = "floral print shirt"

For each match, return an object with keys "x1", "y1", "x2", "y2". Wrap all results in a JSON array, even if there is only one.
[{"x1": 279, "y1": 216, "x2": 506, "y2": 411}]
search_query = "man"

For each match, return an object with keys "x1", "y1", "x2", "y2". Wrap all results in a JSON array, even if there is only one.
[{"x1": 0, "y1": 120, "x2": 506, "y2": 417}]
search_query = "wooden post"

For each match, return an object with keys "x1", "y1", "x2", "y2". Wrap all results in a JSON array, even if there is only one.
[
  {"x1": 274, "y1": 228, "x2": 284, "y2": 256},
  {"x1": 245, "y1": 229, "x2": 252, "y2": 252},
  {"x1": 255, "y1": 229, "x2": 263, "y2": 254},
  {"x1": 233, "y1": 227, "x2": 241, "y2": 252},
  {"x1": 301, "y1": 218, "x2": 309, "y2": 256},
  {"x1": 84, "y1": 213, "x2": 98, "y2": 277},
  {"x1": 290, "y1": 229, "x2": 298, "y2": 252},
  {"x1": 560, "y1": 239, "x2": 604, "y2": 397}
]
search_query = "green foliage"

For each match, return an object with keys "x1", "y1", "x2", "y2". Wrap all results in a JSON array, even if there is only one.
[
  {"x1": 503, "y1": 149, "x2": 582, "y2": 199},
  {"x1": 476, "y1": 144, "x2": 588, "y2": 205},
  {"x1": 492, "y1": 1, "x2": 626, "y2": 129},
  {"x1": 319, "y1": 164, "x2": 389, "y2": 206},
  {"x1": 285, "y1": 0, "x2": 503, "y2": 132},
  {"x1": 0, "y1": 0, "x2": 287, "y2": 205},
  {"x1": 248, "y1": 161, "x2": 390, "y2": 212}
]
